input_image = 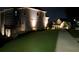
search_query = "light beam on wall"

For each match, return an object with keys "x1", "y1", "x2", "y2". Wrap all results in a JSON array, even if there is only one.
[
  {"x1": 44, "y1": 17, "x2": 49, "y2": 28},
  {"x1": 31, "y1": 18, "x2": 37, "y2": 30},
  {"x1": 6, "y1": 29, "x2": 11, "y2": 37},
  {"x1": 20, "y1": 21, "x2": 26, "y2": 31},
  {"x1": 29, "y1": 9, "x2": 38, "y2": 31},
  {"x1": 1, "y1": 26, "x2": 5, "y2": 36}
]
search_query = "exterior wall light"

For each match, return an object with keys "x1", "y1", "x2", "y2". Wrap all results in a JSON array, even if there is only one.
[
  {"x1": 5, "y1": 29, "x2": 11, "y2": 37},
  {"x1": 44, "y1": 17, "x2": 49, "y2": 29},
  {"x1": 30, "y1": 19, "x2": 37, "y2": 30},
  {"x1": 1, "y1": 25, "x2": 5, "y2": 36}
]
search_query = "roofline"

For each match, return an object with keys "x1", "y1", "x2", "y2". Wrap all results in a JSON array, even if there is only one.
[
  {"x1": 19, "y1": 7, "x2": 46, "y2": 13},
  {"x1": 0, "y1": 8, "x2": 13, "y2": 13}
]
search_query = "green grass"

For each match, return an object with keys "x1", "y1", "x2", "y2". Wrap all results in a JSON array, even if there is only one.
[
  {"x1": 68, "y1": 29, "x2": 79, "y2": 38},
  {"x1": 0, "y1": 30, "x2": 58, "y2": 52}
]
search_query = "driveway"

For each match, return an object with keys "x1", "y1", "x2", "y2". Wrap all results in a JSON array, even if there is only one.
[{"x1": 56, "y1": 30, "x2": 79, "y2": 52}]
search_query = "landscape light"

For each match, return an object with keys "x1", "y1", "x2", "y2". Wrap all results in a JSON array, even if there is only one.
[
  {"x1": 20, "y1": 22, "x2": 26, "y2": 31},
  {"x1": 1, "y1": 26, "x2": 5, "y2": 36},
  {"x1": 29, "y1": 9, "x2": 38, "y2": 31},
  {"x1": 6, "y1": 29, "x2": 11, "y2": 37},
  {"x1": 44, "y1": 17, "x2": 49, "y2": 28},
  {"x1": 31, "y1": 19, "x2": 37, "y2": 30},
  {"x1": 74, "y1": 19, "x2": 76, "y2": 21}
]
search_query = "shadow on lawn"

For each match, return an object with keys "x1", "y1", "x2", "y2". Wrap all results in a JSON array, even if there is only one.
[
  {"x1": 0, "y1": 34, "x2": 14, "y2": 48},
  {"x1": 0, "y1": 32, "x2": 31, "y2": 48}
]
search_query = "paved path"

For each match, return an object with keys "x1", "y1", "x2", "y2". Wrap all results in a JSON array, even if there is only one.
[{"x1": 56, "y1": 30, "x2": 79, "y2": 52}]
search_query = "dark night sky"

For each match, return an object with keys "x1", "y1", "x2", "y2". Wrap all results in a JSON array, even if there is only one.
[
  {"x1": 33, "y1": 7, "x2": 79, "y2": 21},
  {"x1": 34, "y1": 7, "x2": 67, "y2": 21},
  {"x1": 39, "y1": 7, "x2": 66, "y2": 19},
  {"x1": 1, "y1": 7, "x2": 79, "y2": 21}
]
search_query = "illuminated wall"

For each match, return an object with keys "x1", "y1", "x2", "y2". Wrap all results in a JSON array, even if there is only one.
[
  {"x1": 20, "y1": 21, "x2": 26, "y2": 31},
  {"x1": 18, "y1": 8, "x2": 32, "y2": 32},
  {"x1": 29, "y1": 8, "x2": 38, "y2": 30},
  {"x1": 0, "y1": 7, "x2": 48, "y2": 37},
  {"x1": 1, "y1": 11, "x2": 5, "y2": 36},
  {"x1": 5, "y1": 29, "x2": 11, "y2": 37},
  {"x1": 44, "y1": 17, "x2": 49, "y2": 29},
  {"x1": 36, "y1": 11, "x2": 46, "y2": 30},
  {"x1": 1, "y1": 25, "x2": 5, "y2": 35},
  {"x1": 27, "y1": 8, "x2": 47, "y2": 31}
]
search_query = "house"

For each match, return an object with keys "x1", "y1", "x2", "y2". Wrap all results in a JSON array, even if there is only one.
[
  {"x1": 0, "y1": 7, "x2": 49, "y2": 38},
  {"x1": 52, "y1": 18, "x2": 71, "y2": 30}
]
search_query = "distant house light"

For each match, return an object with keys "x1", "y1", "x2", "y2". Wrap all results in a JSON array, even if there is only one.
[
  {"x1": 65, "y1": 26, "x2": 69, "y2": 29},
  {"x1": 74, "y1": 19, "x2": 76, "y2": 21},
  {"x1": 60, "y1": 21, "x2": 65, "y2": 28},
  {"x1": 77, "y1": 21, "x2": 79, "y2": 23},
  {"x1": 57, "y1": 18, "x2": 62, "y2": 25}
]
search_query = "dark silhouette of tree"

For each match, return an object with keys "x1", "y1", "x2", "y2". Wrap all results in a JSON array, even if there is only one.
[{"x1": 47, "y1": 21, "x2": 53, "y2": 29}]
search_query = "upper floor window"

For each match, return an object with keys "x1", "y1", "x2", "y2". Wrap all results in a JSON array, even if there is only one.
[{"x1": 15, "y1": 11, "x2": 17, "y2": 16}]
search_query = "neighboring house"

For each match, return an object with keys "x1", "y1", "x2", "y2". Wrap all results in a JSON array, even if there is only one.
[{"x1": 52, "y1": 18, "x2": 71, "y2": 30}]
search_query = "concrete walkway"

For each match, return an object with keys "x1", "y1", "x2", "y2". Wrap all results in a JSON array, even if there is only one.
[{"x1": 56, "y1": 30, "x2": 79, "y2": 52}]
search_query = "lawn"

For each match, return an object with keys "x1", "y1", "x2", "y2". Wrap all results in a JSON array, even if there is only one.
[
  {"x1": 0, "y1": 30, "x2": 58, "y2": 52},
  {"x1": 68, "y1": 29, "x2": 79, "y2": 38}
]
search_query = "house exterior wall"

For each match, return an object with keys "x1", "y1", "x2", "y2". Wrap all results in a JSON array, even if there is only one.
[
  {"x1": 36, "y1": 11, "x2": 45, "y2": 30},
  {"x1": 28, "y1": 8, "x2": 38, "y2": 30},
  {"x1": 0, "y1": 8, "x2": 19, "y2": 37},
  {"x1": 44, "y1": 17, "x2": 49, "y2": 29},
  {"x1": 18, "y1": 8, "x2": 32, "y2": 32},
  {"x1": 0, "y1": 12, "x2": 1, "y2": 33},
  {"x1": 19, "y1": 7, "x2": 47, "y2": 31},
  {"x1": 0, "y1": 7, "x2": 48, "y2": 37}
]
